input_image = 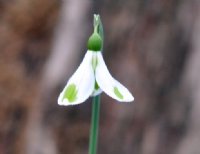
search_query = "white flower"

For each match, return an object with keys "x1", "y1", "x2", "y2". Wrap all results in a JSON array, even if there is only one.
[
  {"x1": 58, "y1": 50, "x2": 134, "y2": 106},
  {"x1": 58, "y1": 14, "x2": 134, "y2": 106}
]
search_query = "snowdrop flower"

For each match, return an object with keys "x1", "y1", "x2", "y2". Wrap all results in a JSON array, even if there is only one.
[{"x1": 58, "y1": 15, "x2": 134, "y2": 106}]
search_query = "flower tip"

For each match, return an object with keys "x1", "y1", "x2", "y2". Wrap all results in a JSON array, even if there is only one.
[
  {"x1": 128, "y1": 95, "x2": 134, "y2": 102},
  {"x1": 57, "y1": 93, "x2": 66, "y2": 106},
  {"x1": 119, "y1": 92, "x2": 134, "y2": 102}
]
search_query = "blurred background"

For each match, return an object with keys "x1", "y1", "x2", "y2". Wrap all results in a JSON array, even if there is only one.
[{"x1": 0, "y1": 0, "x2": 200, "y2": 154}]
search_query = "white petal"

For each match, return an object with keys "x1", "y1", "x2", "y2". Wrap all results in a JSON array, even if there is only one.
[
  {"x1": 58, "y1": 51, "x2": 95, "y2": 105},
  {"x1": 95, "y1": 52, "x2": 134, "y2": 102}
]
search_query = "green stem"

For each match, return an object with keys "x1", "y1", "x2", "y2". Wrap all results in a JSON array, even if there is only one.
[{"x1": 89, "y1": 95, "x2": 101, "y2": 154}]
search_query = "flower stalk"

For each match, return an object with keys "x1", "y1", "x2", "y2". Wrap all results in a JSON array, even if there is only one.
[{"x1": 89, "y1": 95, "x2": 100, "y2": 154}]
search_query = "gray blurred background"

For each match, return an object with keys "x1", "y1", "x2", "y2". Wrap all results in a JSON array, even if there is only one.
[{"x1": 0, "y1": 0, "x2": 200, "y2": 154}]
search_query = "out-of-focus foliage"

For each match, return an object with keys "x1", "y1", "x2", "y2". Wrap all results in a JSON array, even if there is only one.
[{"x1": 0, "y1": 0, "x2": 199, "y2": 154}]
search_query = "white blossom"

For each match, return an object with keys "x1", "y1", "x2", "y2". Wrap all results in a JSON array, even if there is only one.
[{"x1": 58, "y1": 50, "x2": 134, "y2": 106}]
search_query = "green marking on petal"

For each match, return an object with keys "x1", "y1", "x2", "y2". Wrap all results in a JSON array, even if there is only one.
[
  {"x1": 92, "y1": 55, "x2": 98, "y2": 69},
  {"x1": 114, "y1": 87, "x2": 124, "y2": 99},
  {"x1": 63, "y1": 84, "x2": 78, "y2": 102}
]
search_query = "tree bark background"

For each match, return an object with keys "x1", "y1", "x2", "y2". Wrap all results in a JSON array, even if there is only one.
[{"x1": 0, "y1": 0, "x2": 199, "y2": 154}]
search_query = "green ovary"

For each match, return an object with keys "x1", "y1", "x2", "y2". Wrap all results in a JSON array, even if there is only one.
[
  {"x1": 62, "y1": 84, "x2": 78, "y2": 102},
  {"x1": 114, "y1": 87, "x2": 123, "y2": 99},
  {"x1": 87, "y1": 33, "x2": 102, "y2": 51}
]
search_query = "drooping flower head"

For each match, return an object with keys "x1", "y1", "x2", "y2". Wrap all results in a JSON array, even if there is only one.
[{"x1": 58, "y1": 14, "x2": 134, "y2": 106}]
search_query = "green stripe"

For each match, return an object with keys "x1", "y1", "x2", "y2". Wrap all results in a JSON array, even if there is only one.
[
  {"x1": 114, "y1": 87, "x2": 123, "y2": 99},
  {"x1": 62, "y1": 84, "x2": 78, "y2": 102}
]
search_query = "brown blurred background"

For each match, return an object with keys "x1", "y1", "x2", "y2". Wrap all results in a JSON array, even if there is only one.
[{"x1": 0, "y1": 0, "x2": 200, "y2": 154}]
